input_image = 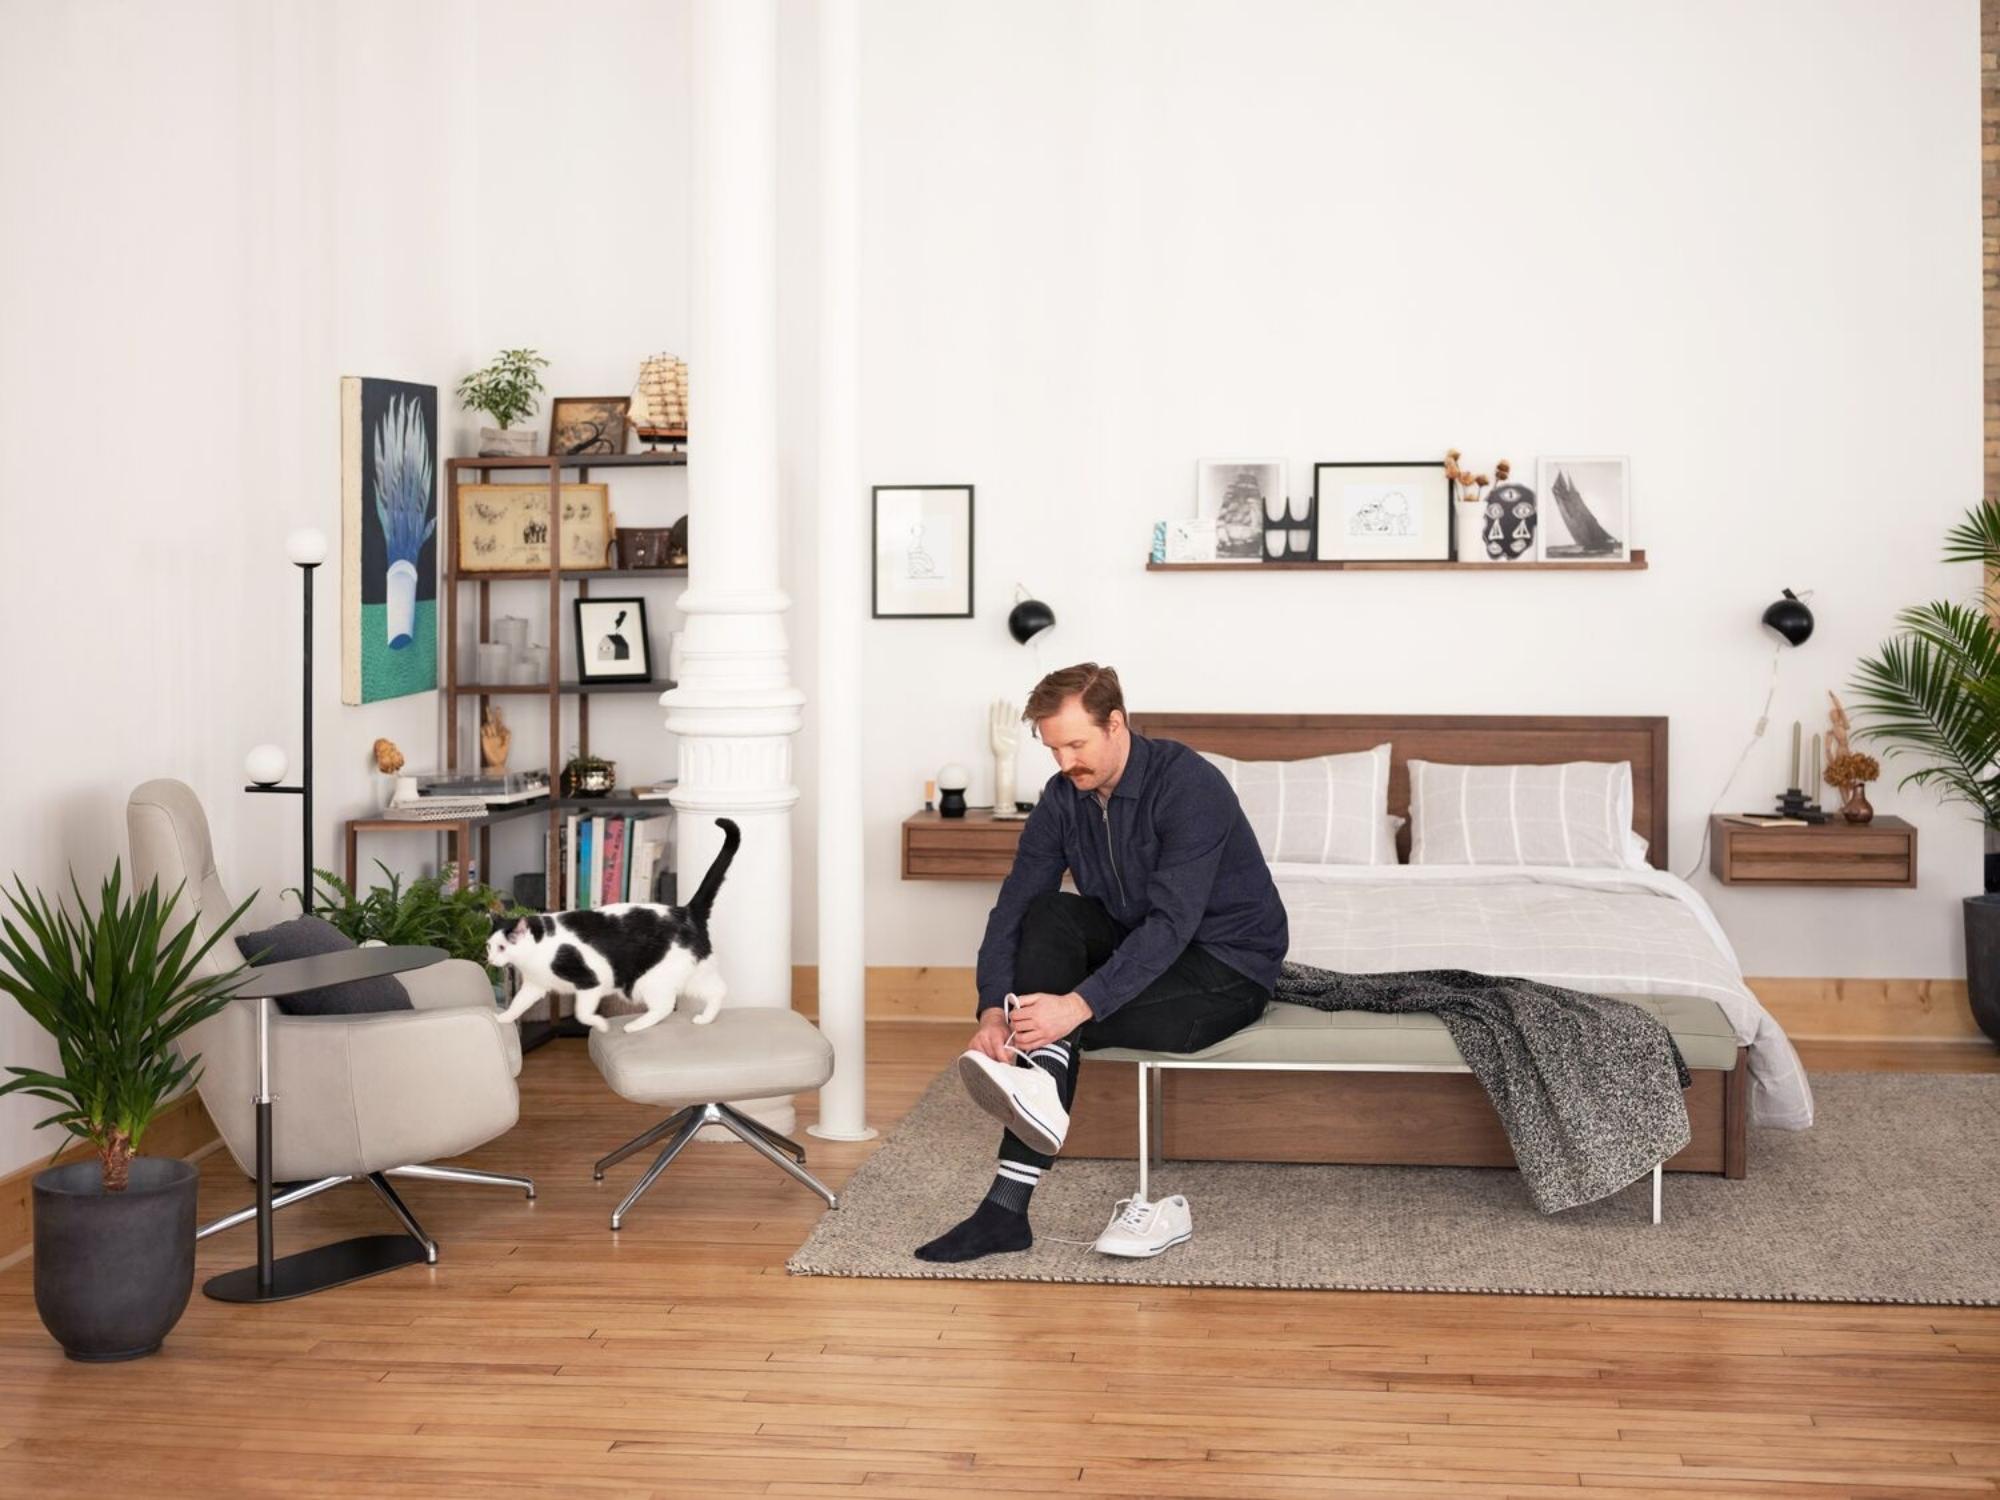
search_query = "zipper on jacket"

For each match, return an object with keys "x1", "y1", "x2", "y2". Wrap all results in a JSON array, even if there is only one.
[{"x1": 1100, "y1": 797, "x2": 1128, "y2": 908}]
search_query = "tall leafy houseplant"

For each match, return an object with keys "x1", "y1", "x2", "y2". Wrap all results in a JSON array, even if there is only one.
[
  {"x1": 0, "y1": 865, "x2": 250, "y2": 1189},
  {"x1": 375, "y1": 393, "x2": 436, "y2": 652},
  {"x1": 1848, "y1": 499, "x2": 2000, "y2": 1041},
  {"x1": 458, "y1": 348, "x2": 548, "y2": 457}
]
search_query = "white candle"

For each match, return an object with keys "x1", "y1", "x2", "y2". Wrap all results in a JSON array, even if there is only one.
[{"x1": 1810, "y1": 733, "x2": 1821, "y2": 798}]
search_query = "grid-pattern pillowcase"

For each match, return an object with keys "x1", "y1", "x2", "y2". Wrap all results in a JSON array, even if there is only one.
[
  {"x1": 1200, "y1": 744, "x2": 1394, "y2": 865},
  {"x1": 1408, "y1": 759, "x2": 1638, "y2": 869}
]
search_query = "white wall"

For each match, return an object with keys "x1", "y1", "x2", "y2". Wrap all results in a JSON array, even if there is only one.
[
  {"x1": 0, "y1": 0, "x2": 479, "y2": 1175},
  {"x1": 0, "y1": 0, "x2": 1982, "y2": 1174},
  {"x1": 833, "y1": 0, "x2": 1984, "y2": 981}
]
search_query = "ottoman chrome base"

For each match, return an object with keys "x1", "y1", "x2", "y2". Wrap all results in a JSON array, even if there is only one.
[{"x1": 596, "y1": 1101, "x2": 839, "y2": 1230}]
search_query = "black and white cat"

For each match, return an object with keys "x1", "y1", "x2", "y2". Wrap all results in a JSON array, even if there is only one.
[{"x1": 487, "y1": 818, "x2": 740, "y2": 1033}]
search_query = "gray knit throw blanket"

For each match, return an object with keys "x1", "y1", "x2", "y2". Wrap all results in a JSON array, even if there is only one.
[{"x1": 1273, "y1": 963, "x2": 1693, "y2": 1214}]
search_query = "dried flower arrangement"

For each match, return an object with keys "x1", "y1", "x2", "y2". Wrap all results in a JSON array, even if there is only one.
[
  {"x1": 1822, "y1": 751, "x2": 1880, "y2": 791},
  {"x1": 1444, "y1": 449, "x2": 1511, "y2": 507}
]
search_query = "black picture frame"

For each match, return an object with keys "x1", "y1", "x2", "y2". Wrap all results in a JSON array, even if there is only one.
[
  {"x1": 871, "y1": 485, "x2": 975, "y2": 619},
  {"x1": 573, "y1": 596, "x2": 652, "y2": 683},
  {"x1": 1312, "y1": 461, "x2": 1453, "y2": 563}
]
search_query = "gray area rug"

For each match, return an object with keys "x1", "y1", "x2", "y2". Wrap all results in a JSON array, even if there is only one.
[{"x1": 787, "y1": 1069, "x2": 2000, "y2": 1304}]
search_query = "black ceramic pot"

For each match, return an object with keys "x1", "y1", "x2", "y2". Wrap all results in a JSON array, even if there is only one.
[
  {"x1": 1963, "y1": 895, "x2": 2000, "y2": 1045},
  {"x1": 32, "y1": 1156, "x2": 197, "y2": 1361}
]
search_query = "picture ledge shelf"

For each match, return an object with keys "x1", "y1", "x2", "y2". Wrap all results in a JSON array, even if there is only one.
[{"x1": 1146, "y1": 549, "x2": 1648, "y2": 573}]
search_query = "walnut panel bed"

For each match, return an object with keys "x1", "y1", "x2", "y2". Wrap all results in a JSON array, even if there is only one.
[{"x1": 1062, "y1": 712, "x2": 1753, "y2": 1179}]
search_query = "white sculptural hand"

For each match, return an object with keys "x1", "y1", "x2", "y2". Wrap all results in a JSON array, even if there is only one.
[{"x1": 989, "y1": 699, "x2": 1018, "y2": 814}]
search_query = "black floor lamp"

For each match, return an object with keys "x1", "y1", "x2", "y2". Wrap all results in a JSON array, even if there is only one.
[{"x1": 244, "y1": 528, "x2": 325, "y2": 912}]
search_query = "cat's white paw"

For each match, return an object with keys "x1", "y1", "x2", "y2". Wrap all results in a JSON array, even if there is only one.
[
  {"x1": 692, "y1": 1010, "x2": 717, "y2": 1024},
  {"x1": 585, "y1": 1015, "x2": 611, "y2": 1032}
]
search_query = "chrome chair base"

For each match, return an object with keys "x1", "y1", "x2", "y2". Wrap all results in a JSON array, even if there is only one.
[{"x1": 597, "y1": 1102, "x2": 838, "y2": 1230}]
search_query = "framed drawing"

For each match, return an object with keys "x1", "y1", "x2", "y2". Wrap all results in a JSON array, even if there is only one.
[
  {"x1": 1535, "y1": 456, "x2": 1629, "y2": 562},
  {"x1": 340, "y1": 375, "x2": 439, "y2": 705},
  {"x1": 573, "y1": 596, "x2": 653, "y2": 684},
  {"x1": 456, "y1": 483, "x2": 613, "y2": 572},
  {"x1": 548, "y1": 396, "x2": 631, "y2": 457},
  {"x1": 1313, "y1": 461, "x2": 1452, "y2": 563},
  {"x1": 873, "y1": 485, "x2": 973, "y2": 618},
  {"x1": 1197, "y1": 459, "x2": 1285, "y2": 563}
]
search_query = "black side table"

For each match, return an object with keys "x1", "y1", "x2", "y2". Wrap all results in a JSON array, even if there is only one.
[{"x1": 203, "y1": 945, "x2": 447, "y2": 1304}]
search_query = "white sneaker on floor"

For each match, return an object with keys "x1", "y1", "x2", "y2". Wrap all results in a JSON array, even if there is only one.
[
  {"x1": 955, "y1": 1050, "x2": 1069, "y2": 1156},
  {"x1": 1092, "y1": 1194, "x2": 1193, "y2": 1258}
]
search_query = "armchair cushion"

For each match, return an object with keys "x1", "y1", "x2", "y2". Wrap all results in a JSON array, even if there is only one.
[{"x1": 235, "y1": 917, "x2": 413, "y2": 1015}]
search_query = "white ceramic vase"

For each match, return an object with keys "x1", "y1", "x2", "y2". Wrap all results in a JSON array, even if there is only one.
[{"x1": 385, "y1": 560, "x2": 417, "y2": 649}]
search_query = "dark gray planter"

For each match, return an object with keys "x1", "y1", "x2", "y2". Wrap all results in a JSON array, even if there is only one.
[
  {"x1": 1963, "y1": 895, "x2": 2000, "y2": 1046},
  {"x1": 32, "y1": 1156, "x2": 197, "y2": 1361}
]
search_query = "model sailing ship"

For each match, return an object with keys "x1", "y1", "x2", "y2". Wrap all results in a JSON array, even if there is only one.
[{"x1": 629, "y1": 354, "x2": 688, "y2": 449}]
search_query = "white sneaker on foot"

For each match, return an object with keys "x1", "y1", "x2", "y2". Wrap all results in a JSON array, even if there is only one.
[
  {"x1": 1092, "y1": 1194, "x2": 1192, "y2": 1258},
  {"x1": 956, "y1": 1049, "x2": 1069, "y2": 1156}
]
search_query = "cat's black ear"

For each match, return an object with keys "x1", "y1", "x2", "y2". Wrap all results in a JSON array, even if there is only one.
[{"x1": 489, "y1": 911, "x2": 516, "y2": 935}]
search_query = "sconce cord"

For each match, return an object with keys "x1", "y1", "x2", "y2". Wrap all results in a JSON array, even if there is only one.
[{"x1": 1680, "y1": 635, "x2": 1785, "y2": 883}]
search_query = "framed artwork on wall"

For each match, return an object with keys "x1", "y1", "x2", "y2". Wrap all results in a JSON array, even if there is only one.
[
  {"x1": 574, "y1": 596, "x2": 653, "y2": 683},
  {"x1": 1535, "y1": 457, "x2": 1629, "y2": 562},
  {"x1": 872, "y1": 485, "x2": 974, "y2": 618},
  {"x1": 1196, "y1": 459, "x2": 1284, "y2": 563},
  {"x1": 1313, "y1": 461, "x2": 1452, "y2": 563},
  {"x1": 548, "y1": 396, "x2": 631, "y2": 457},
  {"x1": 340, "y1": 375, "x2": 439, "y2": 705}
]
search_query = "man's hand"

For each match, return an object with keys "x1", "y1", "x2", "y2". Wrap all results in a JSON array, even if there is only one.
[
  {"x1": 969, "y1": 1007, "x2": 1012, "y2": 1062},
  {"x1": 1007, "y1": 991, "x2": 1091, "y2": 1051}
]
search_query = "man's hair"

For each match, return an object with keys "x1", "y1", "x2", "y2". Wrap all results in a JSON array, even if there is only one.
[{"x1": 1023, "y1": 663, "x2": 1125, "y2": 729}]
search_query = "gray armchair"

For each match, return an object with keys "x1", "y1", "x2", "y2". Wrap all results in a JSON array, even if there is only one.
[{"x1": 127, "y1": 779, "x2": 532, "y2": 1257}]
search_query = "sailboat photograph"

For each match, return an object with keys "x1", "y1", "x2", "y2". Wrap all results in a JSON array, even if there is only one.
[{"x1": 1536, "y1": 456, "x2": 1629, "y2": 562}]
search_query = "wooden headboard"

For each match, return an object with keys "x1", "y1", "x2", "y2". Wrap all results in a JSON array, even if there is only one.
[{"x1": 1128, "y1": 713, "x2": 1670, "y2": 869}]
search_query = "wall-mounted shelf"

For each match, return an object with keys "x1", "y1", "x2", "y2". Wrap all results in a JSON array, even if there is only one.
[
  {"x1": 1147, "y1": 549, "x2": 1648, "y2": 573},
  {"x1": 448, "y1": 452, "x2": 686, "y2": 473}
]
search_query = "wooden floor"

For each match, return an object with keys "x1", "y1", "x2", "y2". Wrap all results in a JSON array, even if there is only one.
[{"x1": 0, "y1": 1024, "x2": 1994, "y2": 1499}]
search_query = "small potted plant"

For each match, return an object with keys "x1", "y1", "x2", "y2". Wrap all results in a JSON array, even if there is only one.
[
  {"x1": 457, "y1": 348, "x2": 549, "y2": 457},
  {"x1": 561, "y1": 750, "x2": 616, "y2": 798},
  {"x1": 0, "y1": 865, "x2": 251, "y2": 1360}
]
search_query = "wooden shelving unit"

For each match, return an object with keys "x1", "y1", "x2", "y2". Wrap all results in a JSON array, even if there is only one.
[
  {"x1": 443, "y1": 449, "x2": 688, "y2": 907},
  {"x1": 1147, "y1": 549, "x2": 1648, "y2": 573}
]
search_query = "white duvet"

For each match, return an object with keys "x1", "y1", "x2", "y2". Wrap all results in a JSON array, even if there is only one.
[{"x1": 1268, "y1": 862, "x2": 1814, "y2": 1131}]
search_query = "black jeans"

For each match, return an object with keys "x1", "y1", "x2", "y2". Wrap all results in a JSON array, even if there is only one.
[{"x1": 995, "y1": 890, "x2": 1270, "y2": 1170}]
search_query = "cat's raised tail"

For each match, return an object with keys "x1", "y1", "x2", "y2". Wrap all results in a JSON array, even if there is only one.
[{"x1": 686, "y1": 817, "x2": 742, "y2": 925}]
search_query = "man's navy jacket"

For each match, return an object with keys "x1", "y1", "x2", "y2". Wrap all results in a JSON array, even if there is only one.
[{"x1": 973, "y1": 730, "x2": 1289, "y2": 1019}]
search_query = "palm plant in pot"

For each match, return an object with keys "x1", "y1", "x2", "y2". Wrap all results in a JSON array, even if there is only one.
[
  {"x1": 1848, "y1": 498, "x2": 2000, "y2": 1043},
  {"x1": 0, "y1": 864, "x2": 251, "y2": 1360},
  {"x1": 457, "y1": 347, "x2": 548, "y2": 458}
]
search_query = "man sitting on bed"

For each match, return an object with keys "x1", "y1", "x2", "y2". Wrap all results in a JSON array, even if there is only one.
[{"x1": 915, "y1": 662, "x2": 1289, "y2": 1263}]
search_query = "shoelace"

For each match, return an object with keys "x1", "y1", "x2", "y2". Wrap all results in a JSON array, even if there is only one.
[
  {"x1": 1043, "y1": 1195, "x2": 1173, "y2": 1247},
  {"x1": 999, "y1": 992, "x2": 1033, "y2": 1064}
]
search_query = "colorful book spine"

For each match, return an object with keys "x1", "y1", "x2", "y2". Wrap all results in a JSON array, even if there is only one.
[
  {"x1": 575, "y1": 818, "x2": 594, "y2": 910},
  {"x1": 603, "y1": 817, "x2": 627, "y2": 907},
  {"x1": 589, "y1": 816, "x2": 608, "y2": 909}
]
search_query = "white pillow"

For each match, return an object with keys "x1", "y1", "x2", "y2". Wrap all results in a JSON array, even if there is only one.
[
  {"x1": 1201, "y1": 744, "x2": 1394, "y2": 865},
  {"x1": 1408, "y1": 759, "x2": 1643, "y2": 869}
]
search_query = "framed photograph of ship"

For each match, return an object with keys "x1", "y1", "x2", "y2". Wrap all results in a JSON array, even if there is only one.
[
  {"x1": 455, "y1": 483, "x2": 613, "y2": 572},
  {"x1": 573, "y1": 596, "x2": 653, "y2": 684},
  {"x1": 1313, "y1": 461, "x2": 1451, "y2": 563},
  {"x1": 1534, "y1": 457, "x2": 1629, "y2": 562},
  {"x1": 1195, "y1": 460, "x2": 1283, "y2": 563},
  {"x1": 872, "y1": 485, "x2": 973, "y2": 618},
  {"x1": 340, "y1": 375, "x2": 439, "y2": 705},
  {"x1": 548, "y1": 396, "x2": 631, "y2": 457}
]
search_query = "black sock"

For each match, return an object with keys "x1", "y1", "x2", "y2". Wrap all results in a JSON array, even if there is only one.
[
  {"x1": 1022, "y1": 1039, "x2": 1077, "y2": 1102},
  {"x1": 914, "y1": 1195, "x2": 1034, "y2": 1262}
]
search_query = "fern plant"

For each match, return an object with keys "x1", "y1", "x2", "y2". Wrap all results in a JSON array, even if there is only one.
[
  {"x1": 0, "y1": 865, "x2": 252, "y2": 1191},
  {"x1": 1849, "y1": 500, "x2": 2000, "y2": 882},
  {"x1": 456, "y1": 348, "x2": 548, "y2": 432},
  {"x1": 295, "y1": 863, "x2": 506, "y2": 973}
]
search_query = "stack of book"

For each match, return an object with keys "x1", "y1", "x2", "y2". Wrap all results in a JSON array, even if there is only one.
[{"x1": 563, "y1": 812, "x2": 674, "y2": 908}]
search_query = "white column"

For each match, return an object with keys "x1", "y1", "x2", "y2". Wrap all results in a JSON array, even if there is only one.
[
  {"x1": 665, "y1": 0, "x2": 805, "y2": 1135},
  {"x1": 808, "y1": 0, "x2": 873, "y2": 1142}
]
